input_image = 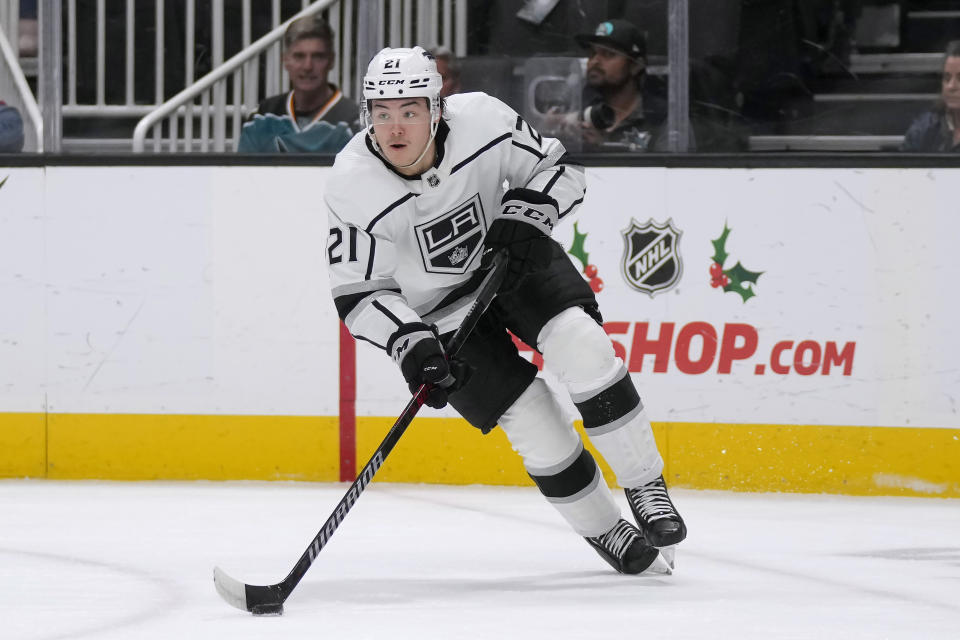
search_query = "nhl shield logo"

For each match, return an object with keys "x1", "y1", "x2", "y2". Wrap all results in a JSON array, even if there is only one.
[
  {"x1": 621, "y1": 218, "x2": 683, "y2": 296},
  {"x1": 415, "y1": 193, "x2": 486, "y2": 274}
]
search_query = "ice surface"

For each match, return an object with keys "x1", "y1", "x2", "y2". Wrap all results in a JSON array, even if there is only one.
[{"x1": 1, "y1": 480, "x2": 958, "y2": 639}]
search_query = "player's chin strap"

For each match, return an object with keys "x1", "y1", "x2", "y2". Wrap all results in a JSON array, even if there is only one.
[{"x1": 395, "y1": 125, "x2": 438, "y2": 170}]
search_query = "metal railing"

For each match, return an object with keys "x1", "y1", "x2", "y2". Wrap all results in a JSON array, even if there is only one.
[
  {"x1": 133, "y1": 0, "x2": 467, "y2": 152},
  {"x1": 0, "y1": 20, "x2": 42, "y2": 151},
  {"x1": 0, "y1": 0, "x2": 18, "y2": 59},
  {"x1": 748, "y1": 135, "x2": 905, "y2": 152},
  {"x1": 133, "y1": 0, "x2": 339, "y2": 152},
  {"x1": 62, "y1": 0, "x2": 327, "y2": 120}
]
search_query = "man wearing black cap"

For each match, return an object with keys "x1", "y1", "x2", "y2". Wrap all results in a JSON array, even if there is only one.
[{"x1": 574, "y1": 19, "x2": 682, "y2": 151}]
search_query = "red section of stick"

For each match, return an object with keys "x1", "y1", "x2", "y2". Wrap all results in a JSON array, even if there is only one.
[{"x1": 338, "y1": 322, "x2": 357, "y2": 482}]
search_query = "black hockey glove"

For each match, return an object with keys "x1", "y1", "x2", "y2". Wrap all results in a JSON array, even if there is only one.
[
  {"x1": 483, "y1": 188, "x2": 559, "y2": 292},
  {"x1": 386, "y1": 322, "x2": 471, "y2": 409}
]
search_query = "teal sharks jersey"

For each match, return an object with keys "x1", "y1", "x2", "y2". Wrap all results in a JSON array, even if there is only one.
[{"x1": 238, "y1": 87, "x2": 359, "y2": 153}]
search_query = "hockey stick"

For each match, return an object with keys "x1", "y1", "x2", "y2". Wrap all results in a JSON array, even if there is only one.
[{"x1": 214, "y1": 250, "x2": 509, "y2": 615}]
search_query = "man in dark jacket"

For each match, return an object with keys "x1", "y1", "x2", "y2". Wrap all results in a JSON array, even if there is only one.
[
  {"x1": 573, "y1": 19, "x2": 693, "y2": 152},
  {"x1": 237, "y1": 16, "x2": 358, "y2": 153}
]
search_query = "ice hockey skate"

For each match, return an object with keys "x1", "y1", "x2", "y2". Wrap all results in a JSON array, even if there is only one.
[
  {"x1": 584, "y1": 519, "x2": 669, "y2": 575},
  {"x1": 624, "y1": 475, "x2": 687, "y2": 548}
]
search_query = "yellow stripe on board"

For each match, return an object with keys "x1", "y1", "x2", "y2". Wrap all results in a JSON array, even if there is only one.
[
  {"x1": 357, "y1": 418, "x2": 960, "y2": 498},
  {"x1": 0, "y1": 412, "x2": 46, "y2": 477},
  {"x1": 22, "y1": 413, "x2": 338, "y2": 481},
  {"x1": 665, "y1": 422, "x2": 960, "y2": 496},
  {"x1": 1, "y1": 412, "x2": 958, "y2": 497}
]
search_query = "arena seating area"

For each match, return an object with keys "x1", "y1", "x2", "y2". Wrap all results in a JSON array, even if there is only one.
[{"x1": 7, "y1": 0, "x2": 959, "y2": 153}]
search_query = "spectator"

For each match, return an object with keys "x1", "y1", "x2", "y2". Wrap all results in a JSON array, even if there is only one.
[
  {"x1": 902, "y1": 40, "x2": 960, "y2": 153},
  {"x1": 18, "y1": 0, "x2": 38, "y2": 57},
  {"x1": 571, "y1": 19, "x2": 692, "y2": 151},
  {"x1": 427, "y1": 46, "x2": 462, "y2": 97},
  {"x1": 0, "y1": 101, "x2": 25, "y2": 152},
  {"x1": 237, "y1": 15, "x2": 358, "y2": 153}
]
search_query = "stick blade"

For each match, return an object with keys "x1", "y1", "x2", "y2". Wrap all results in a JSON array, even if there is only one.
[
  {"x1": 213, "y1": 566, "x2": 285, "y2": 616},
  {"x1": 213, "y1": 566, "x2": 249, "y2": 611}
]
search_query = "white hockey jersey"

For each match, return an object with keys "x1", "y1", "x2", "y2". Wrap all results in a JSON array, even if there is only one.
[{"x1": 324, "y1": 91, "x2": 586, "y2": 350}]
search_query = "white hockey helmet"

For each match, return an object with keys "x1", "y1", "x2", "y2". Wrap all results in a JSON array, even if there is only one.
[{"x1": 361, "y1": 46, "x2": 443, "y2": 139}]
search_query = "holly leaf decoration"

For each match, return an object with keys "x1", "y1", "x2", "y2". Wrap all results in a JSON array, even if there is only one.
[
  {"x1": 711, "y1": 223, "x2": 730, "y2": 266},
  {"x1": 567, "y1": 221, "x2": 589, "y2": 270},
  {"x1": 722, "y1": 261, "x2": 763, "y2": 302},
  {"x1": 710, "y1": 223, "x2": 763, "y2": 302}
]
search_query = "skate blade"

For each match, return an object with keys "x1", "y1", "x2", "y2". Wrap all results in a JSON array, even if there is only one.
[
  {"x1": 659, "y1": 545, "x2": 676, "y2": 570},
  {"x1": 645, "y1": 548, "x2": 674, "y2": 575}
]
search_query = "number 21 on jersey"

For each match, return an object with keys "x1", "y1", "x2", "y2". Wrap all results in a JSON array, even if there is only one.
[{"x1": 328, "y1": 226, "x2": 359, "y2": 264}]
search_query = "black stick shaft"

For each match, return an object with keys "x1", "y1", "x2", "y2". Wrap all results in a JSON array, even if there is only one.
[{"x1": 269, "y1": 251, "x2": 508, "y2": 603}]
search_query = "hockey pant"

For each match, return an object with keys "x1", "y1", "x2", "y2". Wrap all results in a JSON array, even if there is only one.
[{"x1": 498, "y1": 307, "x2": 663, "y2": 537}]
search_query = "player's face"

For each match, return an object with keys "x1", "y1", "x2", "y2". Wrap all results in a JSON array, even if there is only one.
[
  {"x1": 585, "y1": 44, "x2": 642, "y2": 91},
  {"x1": 283, "y1": 37, "x2": 333, "y2": 94},
  {"x1": 942, "y1": 56, "x2": 960, "y2": 111},
  {"x1": 370, "y1": 98, "x2": 436, "y2": 174}
]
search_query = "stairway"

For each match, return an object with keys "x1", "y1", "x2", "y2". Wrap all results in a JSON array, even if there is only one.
[{"x1": 752, "y1": 1, "x2": 959, "y2": 151}]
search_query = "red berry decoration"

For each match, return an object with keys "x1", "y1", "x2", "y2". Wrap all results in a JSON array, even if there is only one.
[
  {"x1": 590, "y1": 277, "x2": 604, "y2": 293},
  {"x1": 584, "y1": 264, "x2": 598, "y2": 278},
  {"x1": 710, "y1": 262, "x2": 729, "y2": 288}
]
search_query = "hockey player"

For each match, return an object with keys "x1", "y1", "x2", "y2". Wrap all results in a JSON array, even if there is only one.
[{"x1": 324, "y1": 46, "x2": 686, "y2": 574}]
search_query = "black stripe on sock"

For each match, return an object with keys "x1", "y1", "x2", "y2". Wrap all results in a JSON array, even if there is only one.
[
  {"x1": 574, "y1": 374, "x2": 640, "y2": 430},
  {"x1": 528, "y1": 447, "x2": 599, "y2": 499}
]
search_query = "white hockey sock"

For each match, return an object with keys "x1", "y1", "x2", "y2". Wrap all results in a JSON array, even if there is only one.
[
  {"x1": 499, "y1": 378, "x2": 620, "y2": 537},
  {"x1": 539, "y1": 307, "x2": 665, "y2": 489},
  {"x1": 587, "y1": 403, "x2": 664, "y2": 489}
]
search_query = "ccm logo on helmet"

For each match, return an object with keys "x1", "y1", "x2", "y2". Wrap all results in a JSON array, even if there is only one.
[{"x1": 379, "y1": 79, "x2": 405, "y2": 85}]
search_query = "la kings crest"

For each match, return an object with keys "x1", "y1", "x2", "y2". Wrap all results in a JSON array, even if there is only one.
[
  {"x1": 621, "y1": 218, "x2": 683, "y2": 296},
  {"x1": 415, "y1": 193, "x2": 486, "y2": 274}
]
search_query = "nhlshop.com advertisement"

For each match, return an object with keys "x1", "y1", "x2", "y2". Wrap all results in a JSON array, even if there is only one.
[
  {"x1": 544, "y1": 167, "x2": 959, "y2": 430},
  {"x1": 2, "y1": 165, "x2": 956, "y2": 432}
]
